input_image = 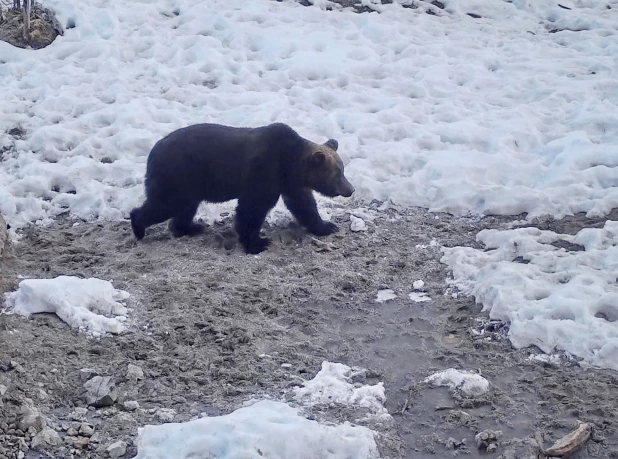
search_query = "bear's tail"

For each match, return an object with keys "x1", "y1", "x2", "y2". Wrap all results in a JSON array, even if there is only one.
[{"x1": 130, "y1": 208, "x2": 146, "y2": 240}]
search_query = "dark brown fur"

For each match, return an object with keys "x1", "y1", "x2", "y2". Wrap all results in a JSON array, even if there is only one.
[{"x1": 130, "y1": 123, "x2": 354, "y2": 254}]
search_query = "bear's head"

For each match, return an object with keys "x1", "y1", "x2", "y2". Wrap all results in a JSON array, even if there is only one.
[{"x1": 303, "y1": 139, "x2": 355, "y2": 198}]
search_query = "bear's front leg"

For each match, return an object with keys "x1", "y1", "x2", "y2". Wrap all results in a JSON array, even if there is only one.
[
  {"x1": 235, "y1": 198, "x2": 277, "y2": 254},
  {"x1": 282, "y1": 189, "x2": 338, "y2": 236}
]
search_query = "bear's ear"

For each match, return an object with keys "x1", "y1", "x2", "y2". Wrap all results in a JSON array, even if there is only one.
[
  {"x1": 310, "y1": 151, "x2": 326, "y2": 167},
  {"x1": 325, "y1": 139, "x2": 338, "y2": 151}
]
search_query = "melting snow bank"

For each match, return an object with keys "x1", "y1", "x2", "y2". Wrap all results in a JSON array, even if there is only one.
[
  {"x1": 135, "y1": 362, "x2": 388, "y2": 459},
  {"x1": 425, "y1": 369, "x2": 489, "y2": 396},
  {"x1": 1, "y1": 0, "x2": 618, "y2": 229},
  {"x1": 134, "y1": 400, "x2": 379, "y2": 459},
  {"x1": 293, "y1": 361, "x2": 391, "y2": 424},
  {"x1": 3, "y1": 276, "x2": 129, "y2": 335},
  {"x1": 441, "y1": 222, "x2": 618, "y2": 371}
]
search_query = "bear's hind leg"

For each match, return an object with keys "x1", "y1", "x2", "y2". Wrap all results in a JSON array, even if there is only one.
[
  {"x1": 130, "y1": 199, "x2": 175, "y2": 240},
  {"x1": 169, "y1": 202, "x2": 204, "y2": 237},
  {"x1": 283, "y1": 189, "x2": 338, "y2": 236}
]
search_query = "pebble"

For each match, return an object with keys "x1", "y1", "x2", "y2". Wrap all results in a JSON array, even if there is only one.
[
  {"x1": 126, "y1": 364, "x2": 144, "y2": 382},
  {"x1": 84, "y1": 376, "x2": 118, "y2": 407},
  {"x1": 107, "y1": 440, "x2": 127, "y2": 459},
  {"x1": 31, "y1": 427, "x2": 62, "y2": 450},
  {"x1": 155, "y1": 408, "x2": 176, "y2": 422},
  {"x1": 18, "y1": 402, "x2": 46, "y2": 432},
  {"x1": 350, "y1": 215, "x2": 367, "y2": 232},
  {"x1": 123, "y1": 401, "x2": 139, "y2": 412},
  {"x1": 69, "y1": 407, "x2": 89, "y2": 421},
  {"x1": 73, "y1": 436, "x2": 90, "y2": 449},
  {"x1": 79, "y1": 368, "x2": 100, "y2": 382},
  {"x1": 79, "y1": 423, "x2": 94, "y2": 437}
]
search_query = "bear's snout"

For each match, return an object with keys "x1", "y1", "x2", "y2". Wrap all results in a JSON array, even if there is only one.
[{"x1": 339, "y1": 178, "x2": 355, "y2": 197}]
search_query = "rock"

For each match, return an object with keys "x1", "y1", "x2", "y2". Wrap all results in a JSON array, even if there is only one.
[
  {"x1": 475, "y1": 429, "x2": 503, "y2": 451},
  {"x1": 0, "y1": 214, "x2": 7, "y2": 259},
  {"x1": 70, "y1": 421, "x2": 82, "y2": 430},
  {"x1": 543, "y1": 421, "x2": 592, "y2": 457},
  {"x1": 67, "y1": 427, "x2": 79, "y2": 437},
  {"x1": 80, "y1": 368, "x2": 100, "y2": 382},
  {"x1": 84, "y1": 376, "x2": 117, "y2": 407},
  {"x1": 31, "y1": 426, "x2": 62, "y2": 450},
  {"x1": 122, "y1": 400, "x2": 139, "y2": 412},
  {"x1": 106, "y1": 440, "x2": 127, "y2": 458},
  {"x1": 126, "y1": 364, "x2": 144, "y2": 382},
  {"x1": 413, "y1": 279, "x2": 425, "y2": 290},
  {"x1": 79, "y1": 423, "x2": 94, "y2": 437},
  {"x1": 0, "y1": 384, "x2": 7, "y2": 396},
  {"x1": 73, "y1": 436, "x2": 90, "y2": 449},
  {"x1": 69, "y1": 407, "x2": 89, "y2": 421},
  {"x1": 350, "y1": 215, "x2": 367, "y2": 232},
  {"x1": 155, "y1": 408, "x2": 176, "y2": 422},
  {"x1": 18, "y1": 401, "x2": 46, "y2": 432}
]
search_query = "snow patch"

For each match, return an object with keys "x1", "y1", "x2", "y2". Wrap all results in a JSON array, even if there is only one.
[
  {"x1": 425, "y1": 369, "x2": 490, "y2": 396},
  {"x1": 408, "y1": 292, "x2": 431, "y2": 303},
  {"x1": 375, "y1": 289, "x2": 397, "y2": 303},
  {"x1": 294, "y1": 361, "x2": 391, "y2": 422},
  {"x1": 441, "y1": 221, "x2": 618, "y2": 371},
  {"x1": 3, "y1": 276, "x2": 129, "y2": 336},
  {"x1": 134, "y1": 400, "x2": 379, "y2": 459}
]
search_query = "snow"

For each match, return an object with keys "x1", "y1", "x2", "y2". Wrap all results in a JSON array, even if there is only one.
[
  {"x1": 134, "y1": 400, "x2": 379, "y2": 459},
  {"x1": 408, "y1": 292, "x2": 431, "y2": 303},
  {"x1": 135, "y1": 362, "x2": 387, "y2": 459},
  {"x1": 442, "y1": 222, "x2": 618, "y2": 371},
  {"x1": 3, "y1": 276, "x2": 129, "y2": 335},
  {"x1": 1, "y1": 0, "x2": 617, "y2": 229},
  {"x1": 294, "y1": 361, "x2": 391, "y2": 422},
  {"x1": 425, "y1": 368, "x2": 490, "y2": 396},
  {"x1": 375, "y1": 289, "x2": 397, "y2": 303},
  {"x1": 350, "y1": 215, "x2": 367, "y2": 232}
]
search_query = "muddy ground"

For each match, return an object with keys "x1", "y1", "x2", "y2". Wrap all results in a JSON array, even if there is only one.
[{"x1": 1, "y1": 203, "x2": 617, "y2": 459}]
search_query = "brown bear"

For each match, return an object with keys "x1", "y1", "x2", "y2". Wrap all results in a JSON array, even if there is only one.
[{"x1": 130, "y1": 123, "x2": 354, "y2": 254}]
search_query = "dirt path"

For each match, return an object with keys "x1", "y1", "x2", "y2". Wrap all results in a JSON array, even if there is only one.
[{"x1": 1, "y1": 205, "x2": 616, "y2": 458}]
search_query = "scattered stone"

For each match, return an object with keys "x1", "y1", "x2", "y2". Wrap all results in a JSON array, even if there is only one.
[
  {"x1": 79, "y1": 368, "x2": 100, "y2": 382},
  {"x1": 126, "y1": 363, "x2": 144, "y2": 382},
  {"x1": 155, "y1": 408, "x2": 177, "y2": 422},
  {"x1": 73, "y1": 436, "x2": 90, "y2": 449},
  {"x1": 84, "y1": 376, "x2": 118, "y2": 407},
  {"x1": 475, "y1": 429, "x2": 502, "y2": 452},
  {"x1": 106, "y1": 440, "x2": 127, "y2": 458},
  {"x1": 69, "y1": 407, "x2": 88, "y2": 421},
  {"x1": 31, "y1": 426, "x2": 62, "y2": 450},
  {"x1": 122, "y1": 400, "x2": 139, "y2": 412},
  {"x1": 79, "y1": 423, "x2": 94, "y2": 437},
  {"x1": 19, "y1": 401, "x2": 46, "y2": 432},
  {"x1": 350, "y1": 215, "x2": 367, "y2": 232},
  {"x1": 310, "y1": 237, "x2": 337, "y2": 252},
  {"x1": 37, "y1": 388, "x2": 48, "y2": 401},
  {"x1": 541, "y1": 421, "x2": 592, "y2": 457},
  {"x1": 70, "y1": 421, "x2": 82, "y2": 430}
]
